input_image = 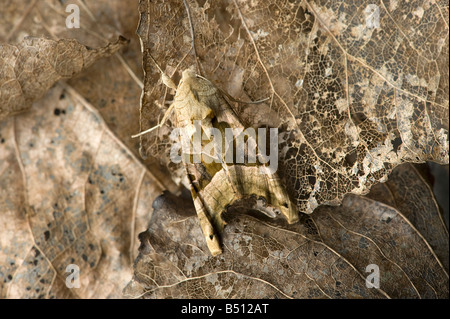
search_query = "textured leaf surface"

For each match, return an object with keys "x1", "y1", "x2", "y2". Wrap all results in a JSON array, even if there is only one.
[
  {"x1": 0, "y1": 0, "x2": 166, "y2": 299},
  {"x1": 137, "y1": 0, "x2": 449, "y2": 214},
  {"x1": 0, "y1": 36, "x2": 128, "y2": 119},
  {"x1": 0, "y1": 83, "x2": 163, "y2": 298},
  {"x1": 124, "y1": 178, "x2": 448, "y2": 298},
  {"x1": 0, "y1": 0, "x2": 448, "y2": 299}
]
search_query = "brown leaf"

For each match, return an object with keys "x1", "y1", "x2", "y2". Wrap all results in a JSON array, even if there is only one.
[
  {"x1": 0, "y1": 0, "x2": 174, "y2": 299},
  {"x1": 0, "y1": 36, "x2": 128, "y2": 119},
  {"x1": 137, "y1": 0, "x2": 449, "y2": 215},
  {"x1": 0, "y1": 0, "x2": 448, "y2": 300},
  {"x1": 367, "y1": 163, "x2": 449, "y2": 271},
  {"x1": 124, "y1": 184, "x2": 448, "y2": 298},
  {"x1": 123, "y1": 191, "x2": 384, "y2": 299},
  {"x1": 0, "y1": 81, "x2": 164, "y2": 298}
]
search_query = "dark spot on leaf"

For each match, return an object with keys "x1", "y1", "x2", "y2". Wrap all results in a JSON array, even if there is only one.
[
  {"x1": 392, "y1": 136, "x2": 402, "y2": 153},
  {"x1": 345, "y1": 150, "x2": 357, "y2": 167},
  {"x1": 358, "y1": 237, "x2": 369, "y2": 249},
  {"x1": 54, "y1": 108, "x2": 66, "y2": 116},
  {"x1": 308, "y1": 175, "x2": 316, "y2": 187},
  {"x1": 99, "y1": 99, "x2": 107, "y2": 108},
  {"x1": 44, "y1": 231, "x2": 50, "y2": 241},
  {"x1": 82, "y1": 254, "x2": 88, "y2": 262},
  {"x1": 352, "y1": 112, "x2": 367, "y2": 124}
]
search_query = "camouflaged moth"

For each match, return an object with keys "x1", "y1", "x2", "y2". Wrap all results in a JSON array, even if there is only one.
[{"x1": 133, "y1": 65, "x2": 299, "y2": 256}]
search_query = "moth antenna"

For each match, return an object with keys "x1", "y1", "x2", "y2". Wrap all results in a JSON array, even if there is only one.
[
  {"x1": 183, "y1": 0, "x2": 203, "y2": 76},
  {"x1": 131, "y1": 103, "x2": 175, "y2": 138},
  {"x1": 133, "y1": 55, "x2": 178, "y2": 138}
]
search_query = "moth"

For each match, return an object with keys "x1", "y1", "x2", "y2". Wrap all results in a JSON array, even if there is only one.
[{"x1": 134, "y1": 64, "x2": 299, "y2": 256}]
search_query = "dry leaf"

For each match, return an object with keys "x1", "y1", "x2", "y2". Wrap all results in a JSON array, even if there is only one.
[
  {"x1": 124, "y1": 168, "x2": 448, "y2": 298},
  {"x1": 367, "y1": 163, "x2": 449, "y2": 272},
  {"x1": 0, "y1": 0, "x2": 448, "y2": 299},
  {"x1": 0, "y1": 83, "x2": 165, "y2": 298},
  {"x1": 0, "y1": 36, "x2": 128, "y2": 119},
  {"x1": 129, "y1": 1, "x2": 448, "y2": 298},
  {"x1": 137, "y1": 0, "x2": 449, "y2": 215},
  {"x1": 0, "y1": 0, "x2": 171, "y2": 299}
]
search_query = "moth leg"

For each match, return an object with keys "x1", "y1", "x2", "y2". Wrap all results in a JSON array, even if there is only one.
[
  {"x1": 131, "y1": 103, "x2": 175, "y2": 138},
  {"x1": 149, "y1": 54, "x2": 176, "y2": 89},
  {"x1": 131, "y1": 54, "x2": 178, "y2": 138}
]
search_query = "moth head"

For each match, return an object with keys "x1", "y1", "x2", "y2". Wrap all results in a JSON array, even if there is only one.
[
  {"x1": 175, "y1": 70, "x2": 200, "y2": 102},
  {"x1": 181, "y1": 69, "x2": 196, "y2": 82}
]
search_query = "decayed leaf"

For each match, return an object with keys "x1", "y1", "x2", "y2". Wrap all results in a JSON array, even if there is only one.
[
  {"x1": 0, "y1": 0, "x2": 448, "y2": 300},
  {"x1": 0, "y1": 36, "x2": 128, "y2": 120},
  {"x1": 366, "y1": 163, "x2": 449, "y2": 272},
  {"x1": 0, "y1": 0, "x2": 145, "y2": 157},
  {"x1": 0, "y1": 83, "x2": 163, "y2": 298},
  {"x1": 124, "y1": 182, "x2": 448, "y2": 298},
  {"x1": 137, "y1": 0, "x2": 449, "y2": 216},
  {"x1": 0, "y1": 0, "x2": 175, "y2": 299},
  {"x1": 0, "y1": 0, "x2": 178, "y2": 190}
]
